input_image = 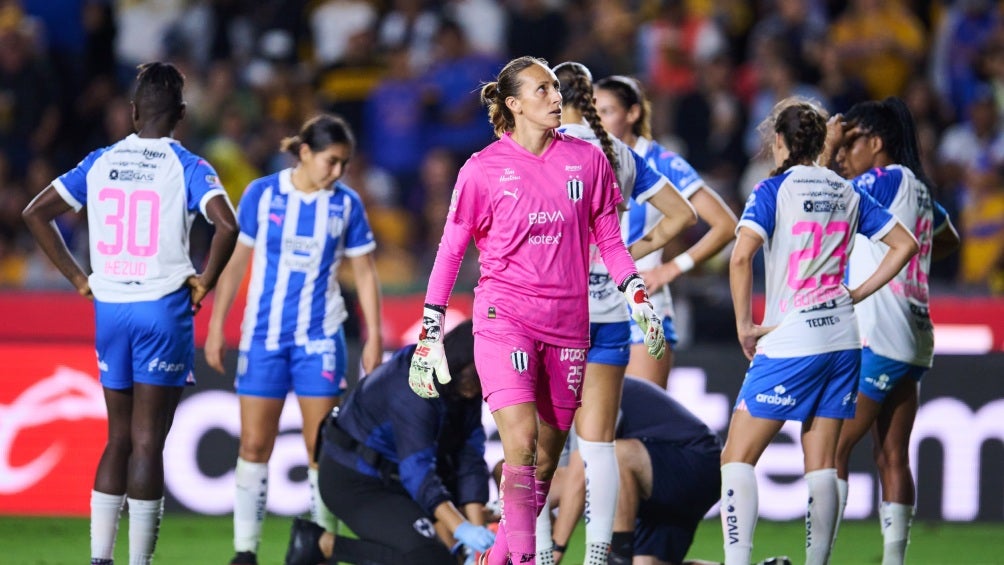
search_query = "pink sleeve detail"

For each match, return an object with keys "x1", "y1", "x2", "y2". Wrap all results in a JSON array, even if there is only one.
[
  {"x1": 424, "y1": 219, "x2": 471, "y2": 307},
  {"x1": 593, "y1": 206, "x2": 637, "y2": 286}
]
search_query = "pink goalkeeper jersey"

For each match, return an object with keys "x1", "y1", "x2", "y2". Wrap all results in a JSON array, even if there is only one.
[{"x1": 425, "y1": 132, "x2": 637, "y2": 348}]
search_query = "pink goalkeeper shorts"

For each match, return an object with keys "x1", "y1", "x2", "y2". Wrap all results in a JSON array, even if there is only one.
[{"x1": 474, "y1": 328, "x2": 586, "y2": 431}]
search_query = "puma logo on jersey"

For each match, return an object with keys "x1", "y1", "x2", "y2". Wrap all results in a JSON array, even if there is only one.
[
  {"x1": 269, "y1": 213, "x2": 283, "y2": 226},
  {"x1": 502, "y1": 188, "x2": 519, "y2": 200}
]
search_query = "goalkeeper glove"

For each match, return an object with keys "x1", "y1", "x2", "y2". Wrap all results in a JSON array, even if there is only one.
[
  {"x1": 620, "y1": 274, "x2": 666, "y2": 360},
  {"x1": 409, "y1": 304, "x2": 452, "y2": 398}
]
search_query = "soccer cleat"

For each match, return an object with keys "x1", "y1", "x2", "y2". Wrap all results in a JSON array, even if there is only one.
[
  {"x1": 229, "y1": 551, "x2": 257, "y2": 565},
  {"x1": 284, "y1": 517, "x2": 326, "y2": 565},
  {"x1": 754, "y1": 557, "x2": 793, "y2": 565}
]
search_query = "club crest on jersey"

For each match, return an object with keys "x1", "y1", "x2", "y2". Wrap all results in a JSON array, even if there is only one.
[
  {"x1": 511, "y1": 349, "x2": 529, "y2": 373},
  {"x1": 328, "y1": 216, "x2": 345, "y2": 237},
  {"x1": 566, "y1": 178, "x2": 583, "y2": 201}
]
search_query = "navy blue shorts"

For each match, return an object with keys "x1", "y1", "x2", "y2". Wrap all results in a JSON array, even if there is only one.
[
  {"x1": 236, "y1": 327, "x2": 348, "y2": 398},
  {"x1": 634, "y1": 438, "x2": 721, "y2": 563},
  {"x1": 587, "y1": 321, "x2": 631, "y2": 366},
  {"x1": 94, "y1": 286, "x2": 195, "y2": 390}
]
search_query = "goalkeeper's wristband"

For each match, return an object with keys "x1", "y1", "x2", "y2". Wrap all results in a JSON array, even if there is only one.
[
  {"x1": 553, "y1": 539, "x2": 567, "y2": 553},
  {"x1": 617, "y1": 273, "x2": 641, "y2": 293},
  {"x1": 424, "y1": 303, "x2": 446, "y2": 314}
]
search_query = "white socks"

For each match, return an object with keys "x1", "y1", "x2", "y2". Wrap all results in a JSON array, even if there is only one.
[
  {"x1": 880, "y1": 501, "x2": 914, "y2": 565},
  {"x1": 720, "y1": 462, "x2": 757, "y2": 565},
  {"x1": 805, "y1": 468, "x2": 838, "y2": 565},
  {"x1": 234, "y1": 458, "x2": 269, "y2": 553},
  {"x1": 308, "y1": 466, "x2": 338, "y2": 533},
  {"x1": 833, "y1": 478, "x2": 848, "y2": 548},
  {"x1": 91, "y1": 490, "x2": 126, "y2": 563},
  {"x1": 578, "y1": 438, "x2": 617, "y2": 565},
  {"x1": 127, "y1": 497, "x2": 163, "y2": 565},
  {"x1": 536, "y1": 500, "x2": 554, "y2": 564}
]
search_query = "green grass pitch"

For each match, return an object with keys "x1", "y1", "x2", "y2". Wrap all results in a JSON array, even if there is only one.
[{"x1": 0, "y1": 515, "x2": 1001, "y2": 564}]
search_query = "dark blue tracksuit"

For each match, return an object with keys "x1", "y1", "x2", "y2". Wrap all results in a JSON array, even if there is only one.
[{"x1": 317, "y1": 345, "x2": 488, "y2": 564}]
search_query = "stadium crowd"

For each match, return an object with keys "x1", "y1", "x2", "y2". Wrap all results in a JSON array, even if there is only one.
[{"x1": 0, "y1": 0, "x2": 1002, "y2": 296}]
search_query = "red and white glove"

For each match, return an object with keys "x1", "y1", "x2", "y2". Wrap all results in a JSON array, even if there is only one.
[
  {"x1": 621, "y1": 274, "x2": 666, "y2": 360},
  {"x1": 409, "y1": 305, "x2": 452, "y2": 398}
]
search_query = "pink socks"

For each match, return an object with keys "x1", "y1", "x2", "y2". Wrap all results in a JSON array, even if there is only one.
[{"x1": 489, "y1": 464, "x2": 537, "y2": 565}]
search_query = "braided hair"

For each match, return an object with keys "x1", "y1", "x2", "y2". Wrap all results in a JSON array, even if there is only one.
[
  {"x1": 480, "y1": 56, "x2": 548, "y2": 138},
  {"x1": 594, "y1": 75, "x2": 653, "y2": 140},
  {"x1": 769, "y1": 99, "x2": 828, "y2": 176},
  {"x1": 553, "y1": 61, "x2": 620, "y2": 172},
  {"x1": 133, "y1": 62, "x2": 185, "y2": 125},
  {"x1": 844, "y1": 97, "x2": 934, "y2": 190}
]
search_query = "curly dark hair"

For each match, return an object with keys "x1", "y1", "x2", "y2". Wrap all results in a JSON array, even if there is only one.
[{"x1": 844, "y1": 97, "x2": 933, "y2": 189}]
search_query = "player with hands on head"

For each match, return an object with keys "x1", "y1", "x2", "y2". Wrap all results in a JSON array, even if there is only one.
[
  {"x1": 286, "y1": 320, "x2": 494, "y2": 565},
  {"x1": 824, "y1": 97, "x2": 960, "y2": 565},
  {"x1": 409, "y1": 55, "x2": 659, "y2": 565},
  {"x1": 22, "y1": 61, "x2": 239, "y2": 565},
  {"x1": 549, "y1": 60, "x2": 684, "y2": 564},
  {"x1": 594, "y1": 74, "x2": 738, "y2": 388},
  {"x1": 721, "y1": 97, "x2": 918, "y2": 565},
  {"x1": 205, "y1": 114, "x2": 383, "y2": 565}
]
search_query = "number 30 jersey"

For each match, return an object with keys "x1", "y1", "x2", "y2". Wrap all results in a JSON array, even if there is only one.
[
  {"x1": 53, "y1": 134, "x2": 229, "y2": 303},
  {"x1": 739, "y1": 164, "x2": 897, "y2": 357},
  {"x1": 848, "y1": 165, "x2": 950, "y2": 367}
]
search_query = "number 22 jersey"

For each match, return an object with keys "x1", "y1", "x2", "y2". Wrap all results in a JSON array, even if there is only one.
[
  {"x1": 738, "y1": 164, "x2": 897, "y2": 357},
  {"x1": 53, "y1": 134, "x2": 229, "y2": 303}
]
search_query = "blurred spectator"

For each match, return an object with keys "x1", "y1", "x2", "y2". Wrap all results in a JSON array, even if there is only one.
[
  {"x1": 637, "y1": 0, "x2": 727, "y2": 135},
  {"x1": 505, "y1": 0, "x2": 569, "y2": 66},
  {"x1": 309, "y1": 0, "x2": 378, "y2": 67},
  {"x1": 958, "y1": 156, "x2": 1004, "y2": 293},
  {"x1": 378, "y1": 0, "x2": 440, "y2": 73},
  {"x1": 930, "y1": 0, "x2": 1000, "y2": 120},
  {"x1": 747, "y1": 0, "x2": 827, "y2": 85},
  {"x1": 189, "y1": 60, "x2": 260, "y2": 141},
  {"x1": 0, "y1": 5, "x2": 59, "y2": 178},
  {"x1": 444, "y1": 0, "x2": 506, "y2": 57},
  {"x1": 419, "y1": 19, "x2": 501, "y2": 158},
  {"x1": 829, "y1": 0, "x2": 925, "y2": 100},
  {"x1": 341, "y1": 153, "x2": 417, "y2": 291},
  {"x1": 816, "y1": 41, "x2": 868, "y2": 114},
  {"x1": 937, "y1": 86, "x2": 1004, "y2": 202},
  {"x1": 580, "y1": 0, "x2": 639, "y2": 78},
  {"x1": 363, "y1": 44, "x2": 427, "y2": 192},
  {"x1": 979, "y1": 38, "x2": 1004, "y2": 126},
  {"x1": 743, "y1": 39, "x2": 826, "y2": 157},
  {"x1": 315, "y1": 28, "x2": 385, "y2": 142},
  {"x1": 673, "y1": 51, "x2": 746, "y2": 202},
  {"x1": 203, "y1": 104, "x2": 262, "y2": 205},
  {"x1": 113, "y1": 0, "x2": 184, "y2": 82}
]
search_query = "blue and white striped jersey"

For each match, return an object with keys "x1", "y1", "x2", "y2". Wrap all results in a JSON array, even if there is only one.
[
  {"x1": 739, "y1": 164, "x2": 897, "y2": 357},
  {"x1": 848, "y1": 165, "x2": 950, "y2": 367},
  {"x1": 236, "y1": 168, "x2": 375, "y2": 351},
  {"x1": 625, "y1": 138, "x2": 706, "y2": 318},
  {"x1": 53, "y1": 134, "x2": 228, "y2": 302}
]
